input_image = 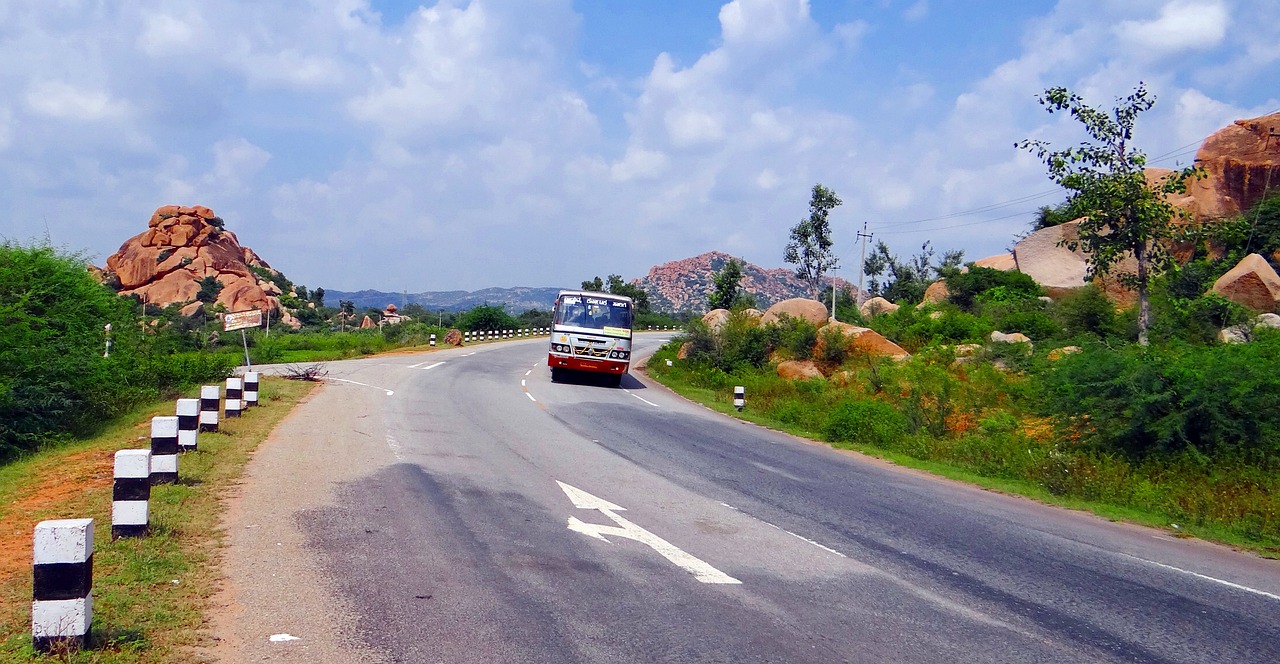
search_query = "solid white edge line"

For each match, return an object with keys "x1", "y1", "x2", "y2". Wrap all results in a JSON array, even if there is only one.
[
  {"x1": 630, "y1": 393, "x2": 661, "y2": 408},
  {"x1": 1118, "y1": 553, "x2": 1280, "y2": 602}
]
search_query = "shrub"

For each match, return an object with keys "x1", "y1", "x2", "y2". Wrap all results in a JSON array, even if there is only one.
[
  {"x1": 1038, "y1": 336, "x2": 1280, "y2": 462},
  {"x1": 774, "y1": 315, "x2": 819, "y2": 360},
  {"x1": 815, "y1": 326, "x2": 848, "y2": 369},
  {"x1": 947, "y1": 266, "x2": 1044, "y2": 311},
  {"x1": 1050, "y1": 284, "x2": 1121, "y2": 340},
  {"x1": 824, "y1": 398, "x2": 909, "y2": 448}
]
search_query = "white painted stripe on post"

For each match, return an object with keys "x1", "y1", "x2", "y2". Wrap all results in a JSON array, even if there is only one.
[
  {"x1": 151, "y1": 455, "x2": 178, "y2": 474},
  {"x1": 32, "y1": 597, "x2": 92, "y2": 640},
  {"x1": 111, "y1": 500, "x2": 148, "y2": 526},
  {"x1": 114, "y1": 448, "x2": 150, "y2": 479},
  {"x1": 243, "y1": 371, "x2": 260, "y2": 407},
  {"x1": 33, "y1": 518, "x2": 93, "y2": 564}
]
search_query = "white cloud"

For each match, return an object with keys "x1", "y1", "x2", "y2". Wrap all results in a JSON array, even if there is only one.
[
  {"x1": 1114, "y1": 0, "x2": 1228, "y2": 55},
  {"x1": 211, "y1": 138, "x2": 271, "y2": 186},
  {"x1": 833, "y1": 20, "x2": 870, "y2": 48},
  {"x1": 137, "y1": 13, "x2": 201, "y2": 57},
  {"x1": 903, "y1": 1, "x2": 929, "y2": 22},
  {"x1": 719, "y1": 0, "x2": 811, "y2": 46},
  {"x1": 25, "y1": 80, "x2": 130, "y2": 121},
  {"x1": 610, "y1": 146, "x2": 668, "y2": 182}
]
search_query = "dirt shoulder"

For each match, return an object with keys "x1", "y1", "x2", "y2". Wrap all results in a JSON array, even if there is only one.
[{"x1": 201, "y1": 380, "x2": 394, "y2": 663}]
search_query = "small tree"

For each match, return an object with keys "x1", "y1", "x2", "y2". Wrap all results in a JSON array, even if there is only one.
[
  {"x1": 1018, "y1": 83, "x2": 1199, "y2": 345},
  {"x1": 785, "y1": 183, "x2": 842, "y2": 299},
  {"x1": 708, "y1": 258, "x2": 744, "y2": 311},
  {"x1": 863, "y1": 241, "x2": 962, "y2": 303}
]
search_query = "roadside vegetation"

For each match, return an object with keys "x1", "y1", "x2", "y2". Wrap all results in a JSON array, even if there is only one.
[{"x1": 646, "y1": 84, "x2": 1280, "y2": 556}]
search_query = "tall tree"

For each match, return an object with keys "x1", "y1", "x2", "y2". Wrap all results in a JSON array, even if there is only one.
[
  {"x1": 863, "y1": 241, "x2": 963, "y2": 304},
  {"x1": 708, "y1": 258, "x2": 744, "y2": 311},
  {"x1": 1018, "y1": 83, "x2": 1199, "y2": 345},
  {"x1": 785, "y1": 184, "x2": 842, "y2": 299}
]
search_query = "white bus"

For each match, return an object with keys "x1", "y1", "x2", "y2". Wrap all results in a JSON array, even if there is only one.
[{"x1": 547, "y1": 290, "x2": 633, "y2": 386}]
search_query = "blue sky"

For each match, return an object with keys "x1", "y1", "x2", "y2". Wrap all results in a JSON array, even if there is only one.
[{"x1": 0, "y1": 0, "x2": 1276, "y2": 293}]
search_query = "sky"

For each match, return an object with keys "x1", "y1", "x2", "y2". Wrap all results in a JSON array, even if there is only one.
[{"x1": 0, "y1": 0, "x2": 1277, "y2": 293}]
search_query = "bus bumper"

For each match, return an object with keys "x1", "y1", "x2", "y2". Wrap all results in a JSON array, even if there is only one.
[{"x1": 548, "y1": 354, "x2": 628, "y2": 374}]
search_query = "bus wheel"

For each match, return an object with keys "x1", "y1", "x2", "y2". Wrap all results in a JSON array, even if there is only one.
[
  {"x1": 608, "y1": 374, "x2": 623, "y2": 388},
  {"x1": 550, "y1": 368, "x2": 564, "y2": 382}
]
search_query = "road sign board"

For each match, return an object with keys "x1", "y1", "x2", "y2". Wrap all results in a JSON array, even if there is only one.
[{"x1": 223, "y1": 309, "x2": 263, "y2": 332}]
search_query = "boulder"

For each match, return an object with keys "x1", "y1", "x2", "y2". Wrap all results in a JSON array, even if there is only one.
[
  {"x1": 1211, "y1": 253, "x2": 1280, "y2": 312},
  {"x1": 817, "y1": 321, "x2": 910, "y2": 360},
  {"x1": 1219, "y1": 325, "x2": 1250, "y2": 344},
  {"x1": 777, "y1": 360, "x2": 824, "y2": 380},
  {"x1": 921, "y1": 280, "x2": 949, "y2": 305},
  {"x1": 859, "y1": 297, "x2": 898, "y2": 317},
  {"x1": 991, "y1": 331, "x2": 1032, "y2": 345},
  {"x1": 760, "y1": 298, "x2": 828, "y2": 326},
  {"x1": 179, "y1": 301, "x2": 204, "y2": 318},
  {"x1": 677, "y1": 342, "x2": 693, "y2": 360},
  {"x1": 973, "y1": 253, "x2": 1017, "y2": 271},
  {"x1": 1255, "y1": 313, "x2": 1280, "y2": 329},
  {"x1": 1047, "y1": 346, "x2": 1082, "y2": 361},
  {"x1": 1183, "y1": 112, "x2": 1280, "y2": 220},
  {"x1": 444, "y1": 328, "x2": 463, "y2": 346},
  {"x1": 829, "y1": 370, "x2": 856, "y2": 387},
  {"x1": 360, "y1": 315, "x2": 375, "y2": 329},
  {"x1": 951, "y1": 343, "x2": 982, "y2": 357},
  {"x1": 104, "y1": 204, "x2": 285, "y2": 316},
  {"x1": 702, "y1": 308, "x2": 732, "y2": 332},
  {"x1": 741, "y1": 308, "x2": 764, "y2": 319}
]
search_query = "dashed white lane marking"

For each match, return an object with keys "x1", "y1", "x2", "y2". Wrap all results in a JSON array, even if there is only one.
[
  {"x1": 526, "y1": 392, "x2": 537, "y2": 402},
  {"x1": 465, "y1": 351, "x2": 477, "y2": 356},
  {"x1": 1117, "y1": 552, "x2": 1280, "y2": 602},
  {"x1": 407, "y1": 360, "x2": 428, "y2": 369},
  {"x1": 719, "y1": 502, "x2": 846, "y2": 558},
  {"x1": 521, "y1": 379, "x2": 527, "y2": 387},
  {"x1": 327, "y1": 377, "x2": 394, "y2": 396},
  {"x1": 624, "y1": 390, "x2": 661, "y2": 408},
  {"x1": 420, "y1": 361, "x2": 445, "y2": 371},
  {"x1": 525, "y1": 369, "x2": 532, "y2": 376}
]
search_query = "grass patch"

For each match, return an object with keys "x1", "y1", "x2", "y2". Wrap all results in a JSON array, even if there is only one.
[
  {"x1": 643, "y1": 344, "x2": 1280, "y2": 558},
  {"x1": 0, "y1": 378, "x2": 315, "y2": 662}
]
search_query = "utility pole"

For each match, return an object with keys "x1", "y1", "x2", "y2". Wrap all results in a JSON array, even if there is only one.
[{"x1": 856, "y1": 222, "x2": 873, "y2": 307}]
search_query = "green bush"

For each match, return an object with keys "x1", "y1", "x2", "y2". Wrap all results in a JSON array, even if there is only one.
[
  {"x1": 947, "y1": 266, "x2": 1044, "y2": 311},
  {"x1": 1050, "y1": 284, "x2": 1122, "y2": 340},
  {"x1": 775, "y1": 315, "x2": 819, "y2": 360},
  {"x1": 1038, "y1": 335, "x2": 1280, "y2": 462},
  {"x1": 824, "y1": 398, "x2": 909, "y2": 448}
]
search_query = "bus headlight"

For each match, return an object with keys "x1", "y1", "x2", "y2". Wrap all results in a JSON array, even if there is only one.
[
  {"x1": 609, "y1": 350, "x2": 630, "y2": 360},
  {"x1": 551, "y1": 343, "x2": 571, "y2": 354}
]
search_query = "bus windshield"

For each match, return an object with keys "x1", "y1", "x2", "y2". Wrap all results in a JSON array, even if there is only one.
[{"x1": 554, "y1": 295, "x2": 632, "y2": 333}]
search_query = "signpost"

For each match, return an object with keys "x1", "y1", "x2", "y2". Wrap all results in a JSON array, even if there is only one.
[{"x1": 223, "y1": 309, "x2": 264, "y2": 369}]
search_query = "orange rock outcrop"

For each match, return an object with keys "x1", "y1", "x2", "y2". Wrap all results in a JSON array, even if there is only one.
[{"x1": 103, "y1": 205, "x2": 282, "y2": 315}]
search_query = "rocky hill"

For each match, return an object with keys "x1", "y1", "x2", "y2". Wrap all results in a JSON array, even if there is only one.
[
  {"x1": 637, "y1": 251, "x2": 850, "y2": 313},
  {"x1": 99, "y1": 205, "x2": 297, "y2": 324}
]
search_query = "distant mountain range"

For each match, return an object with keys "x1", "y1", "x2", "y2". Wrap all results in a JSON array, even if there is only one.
[
  {"x1": 325, "y1": 286, "x2": 564, "y2": 312},
  {"x1": 327, "y1": 251, "x2": 851, "y2": 314}
]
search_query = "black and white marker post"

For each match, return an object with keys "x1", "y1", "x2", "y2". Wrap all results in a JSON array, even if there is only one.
[
  {"x1": 112, "y1": 449, "x2": 151, "y2": 538},
  {"x1": 32, "y1": 518, "x2": 94, "y2": 652},
  {"x1": 150, "y1": 416, "x2": 179, "y2": 485},
  {"x1": 243, "y1": 371, "x2": 260, "y2": 408},
  {"x1": 199, "y1": 384, "x2": 220, "y2": 433},
  {"x1": 734, "y1": 386, "x2": 745, "y2": 411},
  {"x1": 224, "y1": 377, "x2": 243, "y2": 419},
  {"x1": 429, "y1": 333, "x2": 436, "y2": 347},
  {"x1": 176, "y1": 398, "x2": 199, "y2": 451}
]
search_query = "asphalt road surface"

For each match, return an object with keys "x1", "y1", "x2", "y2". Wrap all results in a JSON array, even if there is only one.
[{"x1": 213, "y1": 334, "x2": 1280, "y2": 663}]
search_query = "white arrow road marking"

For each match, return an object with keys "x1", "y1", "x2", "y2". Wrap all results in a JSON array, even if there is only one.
[{"x1": 556, "y1": 481, "x2": 741, "y2": 585}]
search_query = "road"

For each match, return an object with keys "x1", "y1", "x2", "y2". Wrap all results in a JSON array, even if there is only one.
[{"x1": 211, "y1": 334, "x2": 1280, "y2": 663}]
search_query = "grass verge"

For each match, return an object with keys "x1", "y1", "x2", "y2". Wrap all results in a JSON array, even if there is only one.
[{"x1": 0, "y1": 377, "x2": 316, "y2": 662}]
